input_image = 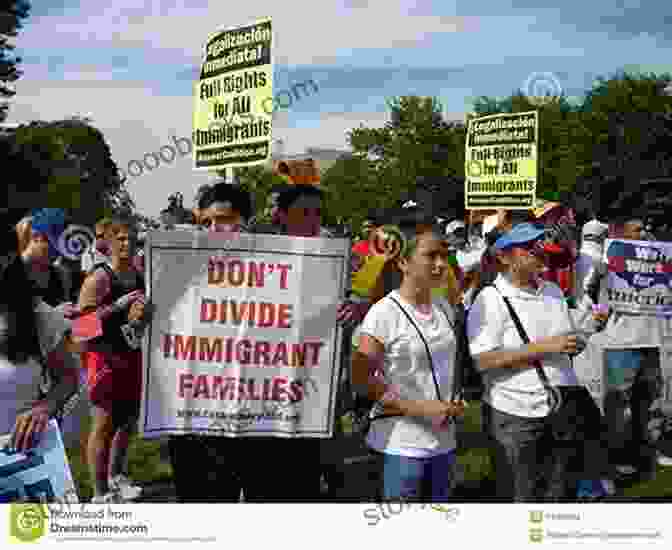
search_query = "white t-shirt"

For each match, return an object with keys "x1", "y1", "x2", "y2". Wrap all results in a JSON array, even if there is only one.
[
  {"x1": 359, "y1": 290, "x2": 457, "y2": 457},
  {"x1": 467, "y1": 275, "x2": 578, "y2": 418},
  {"x1": 0, "y1": 301, "x2": 71, "y2": 435},
  {"x1": 81, "y1": 244, "x2": 111, "y2": 273}
]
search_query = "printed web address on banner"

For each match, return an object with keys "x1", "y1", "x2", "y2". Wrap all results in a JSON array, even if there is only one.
[
  {"x1": 198, "y1": 144, "x2": 267, "y2": 162},
  {"x1": 467, "y1": 194, "x2": 534, "y2": 207}
]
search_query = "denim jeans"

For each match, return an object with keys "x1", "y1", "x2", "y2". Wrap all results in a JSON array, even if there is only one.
[
  {"x1": 603, "y1": 348, "x2": 662, "y2": 470},
  {"x1": 381, "y1": 451, "x2": 456, "y2": 502},
  {"x1": 482, "y1": 403, "x2": 596, "y2": 502}
]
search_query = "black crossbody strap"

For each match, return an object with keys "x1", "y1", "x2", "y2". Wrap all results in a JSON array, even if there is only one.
[
  {"x1": 366, "y1": 296, "x2": 456, "y2": 429},
  {"x1": 493, "y1": 289, "x2": 552, "y2": 390},
  {"x1": 435, "y1": 302, "x2": 463, "y2": 402},
  {"x1": 387, "y1": 295, "x2": 443, "y2": 401}
]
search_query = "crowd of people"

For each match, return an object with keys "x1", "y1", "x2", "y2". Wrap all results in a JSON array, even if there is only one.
[{"x1": 2, "y1": 181, "x2": 672, "y2": 504}]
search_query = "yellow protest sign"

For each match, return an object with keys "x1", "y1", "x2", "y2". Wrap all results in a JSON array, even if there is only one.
[
  {"x1": 465, "y1": 110, "x2": 538, "y2": 210},
  {"x1": 193, "y1": 18, "x2": 273, "y2": 170}
]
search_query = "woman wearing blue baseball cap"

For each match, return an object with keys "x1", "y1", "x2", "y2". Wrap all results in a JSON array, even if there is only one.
[{"x1": 466, "y1": 223, "x2": 605, "y2": 502}]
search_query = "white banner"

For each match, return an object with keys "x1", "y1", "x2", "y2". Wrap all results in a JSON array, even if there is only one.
[
  {"x1": 603, "y1": 238, "x2": 672, "y2": 316},
  {"x1": 0, "y1": 420, "x2": 78, "y2": 504},
  {"x1": 140, "y1": 231, "x2": 348, "y2": 439}
]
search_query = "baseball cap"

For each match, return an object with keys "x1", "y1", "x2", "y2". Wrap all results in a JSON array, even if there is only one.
[
  {"x1": 445, "y1": 220, "x2": 465, "y2": 235},
  {"x1": 581, "y1": 219, "x2": 608, "y2": 261},
  {"x1": 494, "y1": 223, "x2": 546, "y2": 251}
]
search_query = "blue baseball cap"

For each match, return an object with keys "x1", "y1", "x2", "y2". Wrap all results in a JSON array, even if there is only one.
[{"x1": 494, "y1": 223, "x2": 546, "y2": 251}]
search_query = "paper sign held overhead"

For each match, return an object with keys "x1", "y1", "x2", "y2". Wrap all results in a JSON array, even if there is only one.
[{"x1": 193, "y1": 18, "x2": 273, "y2": 171}]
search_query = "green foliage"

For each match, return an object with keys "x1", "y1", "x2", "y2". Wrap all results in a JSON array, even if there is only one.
[
  {"x1": 0, "y1": 0, "x2": 31, "y2": 122},
  {"x1": 322, "y1": 72, "x2": 672, "y2": 226},
  {"x1": 228, "y1": 164, "x2": 289, "y2": 223},
  {"x1": 4, "y1": 117, "x2": 130, "y2": 224},
  {"x1": 322, "y1": 95, "x2": 467, "y2": 229}
]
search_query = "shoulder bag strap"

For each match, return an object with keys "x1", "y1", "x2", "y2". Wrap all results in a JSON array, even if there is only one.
[
  {"x1": 435, "y1": 301, "x2": 465, "y2": 402},
  {"x1": 491, "y1": 288, "x2": 552, "y2": 390},
  {"x1": 387, "y1": 295, "x2": 443, "y2": 402}
]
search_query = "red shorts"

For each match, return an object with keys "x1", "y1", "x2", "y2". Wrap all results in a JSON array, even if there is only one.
[{"x1": 86, "y1": 351, "x2": 142, "y2": 414}]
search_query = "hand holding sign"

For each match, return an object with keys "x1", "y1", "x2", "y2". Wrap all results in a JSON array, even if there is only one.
[
  {"x1": 11, "y1": 402, "x2": 50, "y2": 453},
  {"x1": 1, "y1": 419, "x2": 79, "y2": 504}
]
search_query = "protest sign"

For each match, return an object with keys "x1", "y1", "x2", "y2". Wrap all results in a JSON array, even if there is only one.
[
  {"x1": 464, "y1": 111, "x2": 538, "y2": 209},
  {"x1": 140, "y1": 231, "x2": 348, "y2": 439},
  {"x1": 0, "y1": 420, "x2": 79, "y2": 503},
  {"x1": 603, "y1": 238, "x2": 672, "y2": 316},
  {"x1": 193, "y1": 18, "x2": 273, "y2": 170}
]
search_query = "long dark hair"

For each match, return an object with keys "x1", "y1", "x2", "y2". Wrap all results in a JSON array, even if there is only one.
[{"x1": 0, "y1": 214, "x2": 42, "y2": 363}]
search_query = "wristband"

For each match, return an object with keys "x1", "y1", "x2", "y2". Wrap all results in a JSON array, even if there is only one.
[{"x1": 527, "y1": 343, "x2": 544, "y2": 355}]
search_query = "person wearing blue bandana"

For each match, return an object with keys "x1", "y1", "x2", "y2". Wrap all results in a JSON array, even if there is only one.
[{"x1": 21, "y1": 209, "x2": 71, "y2": 308}]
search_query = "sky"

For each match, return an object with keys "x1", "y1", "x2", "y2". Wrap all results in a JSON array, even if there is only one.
[{"x1": 6, "y1": 0, "x2": 672, "y2": 217}]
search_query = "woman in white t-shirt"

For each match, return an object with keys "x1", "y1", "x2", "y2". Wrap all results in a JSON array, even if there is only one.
[
  {"x1": 0, "y1": 217, "x2": 80, "y2": 488},
  {"x1": 353, "y1": 223, "x2": 465, "y2": 502},
  {"x1": 467, "y1": 223, "x2": 604, "y2": 502}
]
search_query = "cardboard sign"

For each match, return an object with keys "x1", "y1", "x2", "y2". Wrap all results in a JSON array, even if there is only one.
[
  {"x1": 193, "y1": 18, "x2": 273, "y2": 170},
  {"x1": 603, "y1": 239, "x2": 672, "y2": 316},
  {"x1": 0, "y1": 420, "x2": 79, "y2": 503},
  {"x1": 141, "y1": 231, "x2": 348, "y2": 439},
  {"x1": 465, "y1": 111, "x2": 538, "y2": 210}
]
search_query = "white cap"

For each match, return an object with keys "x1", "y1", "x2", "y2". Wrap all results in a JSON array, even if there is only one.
[
  {"x1": 445, "y1": 220, "x2": 465, "y2": 235},
  {"x1": 581, "y1": 219, "x2": 608, "y2": 261}
]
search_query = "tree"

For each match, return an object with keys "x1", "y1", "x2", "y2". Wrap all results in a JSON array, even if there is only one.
[
  {"x1": 0, "y1": 0, "x2": 30, "y2": 122},
  {"x1": 471, "y1": 91, "x2": 584, "y2": 200},
  {"x1": 4, "y1": 117, "x2": 131, "y2": 225},
  {"x1": 320, "y1": 154, "x2": 380, "y2": 230},
  {"x1": 226, "y1": 164, "x2": 287, "y2": 223},
  {"x1": 324, "y1": 95, "x2": 467, "y2": 228},
  {"x1": 575, "y1": 71, "x2": 672, "y2": 217}
]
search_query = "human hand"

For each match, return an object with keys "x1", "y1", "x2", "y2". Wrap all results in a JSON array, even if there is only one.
[
  {"x1": 127, "y1": 299, "x2": 146, "y2": 322},
  {"x1": 537, "y1": 334, "x2": 579, "y2": 355},
  {"x1": 109, "y1": 290, "x2": 144, "y2": 316},
  {"x1": 336, "y1": 300, "x2": 369, "y2": 326},
  {"x1": 431, "y1": 400, "x2": 466, "y2": 430},
  {"x1": 11, "y1": 402, "x2": 49, "y2": 453}
]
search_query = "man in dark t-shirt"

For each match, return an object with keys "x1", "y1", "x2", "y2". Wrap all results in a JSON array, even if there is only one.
[{"x1": 78, "y1": 217, "x2": 146, "y2": 503}]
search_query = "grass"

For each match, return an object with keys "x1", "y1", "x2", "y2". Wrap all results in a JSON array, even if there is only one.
[
  {"x1": 66, "y1": 414, "x2": 172, "y2": 502},
  {"x1": 66, "y1": 402, "x2": 671, "y2": 501}
]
